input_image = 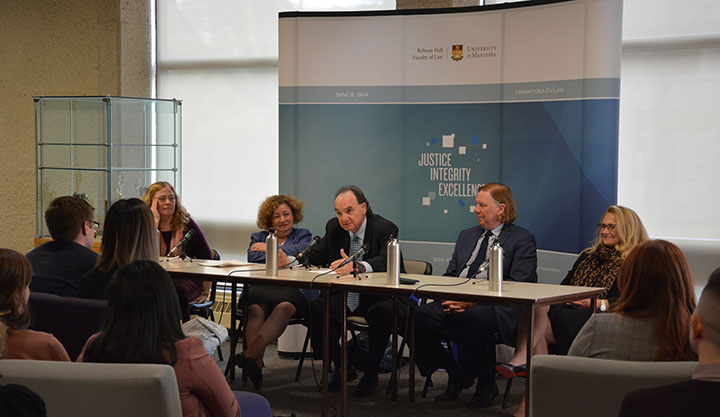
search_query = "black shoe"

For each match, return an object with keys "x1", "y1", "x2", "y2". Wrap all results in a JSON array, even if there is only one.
[
  {"x1": 352, "y1": 373, "x2": 379, "y2": 397},
  {"x1": 328, "y1": 365, "x2": 358, "y2": 392},
  {"x1": 243, "y1": 355, "x2": 263, "y2": 390},
  {"x1": 435, "y1": 380, "x2": 463, "y2": 402},
  {"x1": 468, "y1": 382, "x2": 498, "y2": 409}
]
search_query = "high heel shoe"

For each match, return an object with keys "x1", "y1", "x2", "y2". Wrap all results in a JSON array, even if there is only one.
[
  {"x1": 495, "y1": 362, "x2": 527, "y2": 378},
  {"x1": 243, "y1": 356, "x2": 263, "y2": 390}
]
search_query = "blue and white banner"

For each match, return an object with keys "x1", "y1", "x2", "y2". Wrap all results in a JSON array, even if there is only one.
[{"x1": 279, "y1": 0, "x2": 623, "y2": 273}]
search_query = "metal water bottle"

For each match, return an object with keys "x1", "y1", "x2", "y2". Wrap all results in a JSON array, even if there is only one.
[
  {"x1": 266, "y1": 228, "x2": 278, "y2": 277},
  {"x1": 488, "y1": 240, "x2": 503, "y2": 292},
  {"x1": 386, "y1": 235, "x2": 400, "y2": 286}
]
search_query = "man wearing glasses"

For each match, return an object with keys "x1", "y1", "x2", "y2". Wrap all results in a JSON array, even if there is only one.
[{"x1": 26, "y1": 196, "x2": 98, "y2": 297}]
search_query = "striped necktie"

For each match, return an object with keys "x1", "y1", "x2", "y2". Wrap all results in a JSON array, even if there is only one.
[{"x1": 347, "y1": 235, "x2": 361, "y2": 312}]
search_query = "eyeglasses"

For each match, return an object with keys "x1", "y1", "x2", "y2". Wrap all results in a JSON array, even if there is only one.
[
  {"x1": 157, "y1": 196, "x2": 175, "y2": 203},
  {"x1": 91, "y1": 221, "x2": 100, "y2": 232},
  {"x1": 597, "y1": 223, "x2": 617, "y2": 231}
]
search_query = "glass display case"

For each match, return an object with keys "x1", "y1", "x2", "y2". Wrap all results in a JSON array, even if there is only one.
[{"x1": 35, "y1": 96, "x2": 182, "y2": 238}]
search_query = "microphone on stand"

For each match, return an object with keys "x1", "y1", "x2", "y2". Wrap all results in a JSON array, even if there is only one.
[
  {"x1": 296, "y1": 236, "x2": 321, "y2": 265},
  {"x1": 167, "y1": 229, "x2": 195, "y2": 257},
  {"x1": 336, "y1": 243, "x2": 368, "y2": 269}
]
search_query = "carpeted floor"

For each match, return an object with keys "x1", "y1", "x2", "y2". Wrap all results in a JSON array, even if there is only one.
[{"x1": 214, "y1": 340, "x2": 524, "y2": 417}]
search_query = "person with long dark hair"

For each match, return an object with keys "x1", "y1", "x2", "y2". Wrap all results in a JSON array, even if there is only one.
[
  {"x1": 77, "y1": 198, "x2": 158, "y2": 300},
  {"x1": 569, "y1": 239, "x2": 696, "y2": 360},
  {"x1": 0, "y1": 248, "x2": 69, "y2": 361},
  {"x1": 80, "y1": 260, "x2": 264, "y2": 417}
]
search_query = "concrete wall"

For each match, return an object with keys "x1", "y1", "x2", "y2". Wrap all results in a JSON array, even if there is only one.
[{"x1": 0, "y1": 0, "x2": 152, "y2": 252}]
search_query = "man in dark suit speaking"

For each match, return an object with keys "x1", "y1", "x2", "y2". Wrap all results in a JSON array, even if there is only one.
[
  {"x1": 414, "y1": 182, "x2": 537, "y2": 408},
  {"x1": 307, "y1": 185, "x2": 403, "y2": 396}
]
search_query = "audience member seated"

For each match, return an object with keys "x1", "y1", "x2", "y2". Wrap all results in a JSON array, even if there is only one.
[
  {"x1": 142, "y1": 181, "x2": 213, "y2": 321},
  {"x1": 76, "y1": 199, "x2": 157, "y2": 300},
  {"x1": 0, "y1": 248, "x2": 70, "y2": 361},
  {"x1": 26, "y1": 196, "x2": 98, "y2": 297},
  {"x1": 618, "y1": 267, "x2": 720, "y2": 416},
  {"x1": 499, "y1": 206, "x2": 649, "y2": 378},
  {"x1": 569, "y1": 239, "x2": 696, "y2": 361},
  {"x1": 79, "y1": 260, "x2": 270, "y2": 417},
  {"x1": 238, "y1": 194, "x2": 312, "y2": 390},
  {"x1": 0, "y1": 384, "x2": 47, "y2": 417}
]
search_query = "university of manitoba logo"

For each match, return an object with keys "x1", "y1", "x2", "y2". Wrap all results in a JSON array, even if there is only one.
[{"x1": 451, "y1": 45, "x2": 463, "y2": 62}]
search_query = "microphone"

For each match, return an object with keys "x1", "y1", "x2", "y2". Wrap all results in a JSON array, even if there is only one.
[
  {"x1": 167, "y1": 229, "x2": 195, "y2": 257},
  {"x1": 296, "y1": 236, "x2": 321, "y2": 261},
  {"x1": 336, "y1": 243, "x2": 367, "y2": 269},
  {"x1": 470, "y1": 261, "x2": 490, "y2": 279}
]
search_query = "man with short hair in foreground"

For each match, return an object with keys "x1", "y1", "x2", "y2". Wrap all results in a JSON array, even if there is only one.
[
  {"x1": 618, "y1": 268, "x2": 720, "y2": 416},
  {"x1": 26, "y1": 196, "x2": 98, "y2": 297}
]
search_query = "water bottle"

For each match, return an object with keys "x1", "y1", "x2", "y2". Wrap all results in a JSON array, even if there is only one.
[
  {"x1": 266, "y1": 228, "x2": 278, "y2": 277},
  {"x1": 488, "y1": 240, "x2": 503, "y2": 292},
  {"x1": 386, "y1": 235, "x2": 400, "y2": 286}
]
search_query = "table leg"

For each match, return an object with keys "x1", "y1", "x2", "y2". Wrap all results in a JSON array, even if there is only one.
[
  {"x1": 341, "y1": 290, "x2": 348, "y2": 416},
  {"x1": 409, "y1": 305, "x2": 415, "y2": 404},
  {"x1": 225, "y1": 281, "x2": 238, "y2": 381},
  {"x1": 322, "y1": 288, "x2": 330, "y2": 417},
  {"x1": 391, "y1": 297, "x2": 398, "y2": 403},
  {"x1": 590, "y1": 296, "x2": 597, "y2": 313},
  {"x1": 525, "y1": 304, "x2": 535, "y2": 417}
]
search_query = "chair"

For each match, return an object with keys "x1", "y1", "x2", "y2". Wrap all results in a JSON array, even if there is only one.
[
  {"x1": 28, "y1": 292, "x2": 107, "y2": 361},
  {"x1": 403, "y1": 259, "x2": 433, "y2": 275},
  {"x1": 0, "y1": 359, "x2": 183, "y2": 417},
  {"x1": 189, "y1": 248, "x2": 223, "y2": 360},
  {"x1": 530, "y1": 355, "x2": 697, "y2": 417}
]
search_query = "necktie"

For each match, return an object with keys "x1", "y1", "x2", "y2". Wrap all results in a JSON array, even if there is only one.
[
  {"x1": 467, "y1": 232, "x2": 490, "y2": 278},
  {"x1": 347, "y1": 235, "x2": 361, "y2": 312}
]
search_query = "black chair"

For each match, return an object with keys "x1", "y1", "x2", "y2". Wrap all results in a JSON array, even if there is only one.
[
  {"x1": 189, "y1": 248, "x2": 223, "y2": 360},
  {"x1": 28, "y1": 292, "x2": 107, "y2": 361}
]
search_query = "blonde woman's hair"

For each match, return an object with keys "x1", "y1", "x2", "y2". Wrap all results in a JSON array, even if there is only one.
[
  {"x1": 584, "y1": 205, "x2": 649, "y2": 258},
  {"x1": 142, "y1": 182, "x2": 189, "y2": 232}
]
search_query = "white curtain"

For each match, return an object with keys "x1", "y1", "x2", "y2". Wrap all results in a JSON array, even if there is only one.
[{"x1": 157, "y1": 0, "x2": 395, "y2": 221}]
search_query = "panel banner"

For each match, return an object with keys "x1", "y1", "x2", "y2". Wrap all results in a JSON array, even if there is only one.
[{"x1": 279, "y1": 0, "x2": 623, "y2": 273}]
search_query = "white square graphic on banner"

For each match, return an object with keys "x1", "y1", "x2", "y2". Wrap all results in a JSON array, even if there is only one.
[
  {"x1": 459, "y1": 146, "x2": 466, "y2": 154},
  {"x1": 442, "y1": 134, "x2": 455, "y2": 148},
  {"x1": 422, "y1": 197, "x2": 431, "y2": 206}
]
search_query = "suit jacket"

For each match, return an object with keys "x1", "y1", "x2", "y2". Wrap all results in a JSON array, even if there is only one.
[
  {"x1": 307, "y1": 213, "x2": 399, "y2": 274},
  {"x1": 26, "y1": 240, "x2": 97, "y2": 297},
  {"x1": 247, "y1": 227, "x2": 312, "y2": 263},
  {"x1": 444, "y1": 222, "x2": 537, "y2": 345}
]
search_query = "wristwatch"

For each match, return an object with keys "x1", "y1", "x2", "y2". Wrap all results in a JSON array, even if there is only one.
[{"x1": 599, "y1": 301, "x2": 607, "y2": 312}]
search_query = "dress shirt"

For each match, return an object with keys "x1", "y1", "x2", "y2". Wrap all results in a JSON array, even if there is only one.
[{"x1": 459, "y1": 223, "x2": 504, "y2": 278}]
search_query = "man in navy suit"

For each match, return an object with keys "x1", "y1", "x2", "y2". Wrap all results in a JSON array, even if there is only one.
[
  {"x1": 307, "y1": 185, "x2": 404, "y2": 396},
  {"x1": 414, "y1": 182, "x2": 537, "y2": 409}
]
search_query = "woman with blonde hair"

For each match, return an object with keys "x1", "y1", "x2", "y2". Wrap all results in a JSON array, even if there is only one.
[
  {"x1": 499, "y1": 206, "x2": 649, "y2": 373},
  {"x1": 142, "y1": 182, "x2": 213, "y2": 321},
  {"x1": 0, "y1": 248, "x2": 70, "y2": 361},
  {"x1": 77, "y1": 198, "x2": 158, "y2": 300}
]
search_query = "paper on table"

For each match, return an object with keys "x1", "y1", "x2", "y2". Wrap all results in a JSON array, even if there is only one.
[{"x1": 197, "y1": 260, "x2": 252, "y2": 267}]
